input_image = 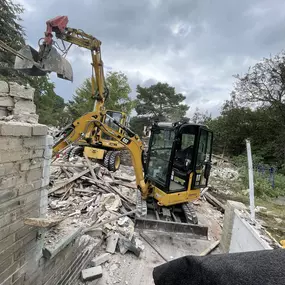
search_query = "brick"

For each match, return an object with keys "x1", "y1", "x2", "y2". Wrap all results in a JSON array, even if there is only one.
[
  {"x1": 12, "y1": 273, "x2": 25, "y2": 285},
  {"x1": 23, "y1": 137, "x2": 46, "y2": 148},
  {"x1": 32, "y1": 124, "x2": 48, "y2": 136},
  {"x1": 0, "y1": 256, "x2": 13, "y2": 275},
  {"x1": 20, "y1": 159, "x2": 44, "y2": 171},
  {"x1": 0, "y1": 189, "x2": 18, "y2": 203},
  {"x1": 0, "y1": 81, "x2": 9, "y2": 93},
  {"x1": 0, "y1": 234, "x2": 15, "y2": 253},
  {"x1": 0, "y1": 96, "x2": 14, "y2": 107},
  {"x1": 91, "y1": 253, "x2": 110, "y2": 267},
  {"x1": 13, "y1": 99, "x2": 36, "y2": 115},
  {"x1": 0, "y1": 219, "x2": 24, "y2": 242},
  {"x1": 81, "y1": 266, "x2": 102, "y2": 281},
  {"x1": 0, "y1": 122, "x2": 32, "y2": 137},
  {"x1": 0, "y1": 162, "x2": 18, "y2": 177},
  {"x1": 15, "y1": 224, "x2": 38, "y2": 242},
  {"x1": 0, "y1": 148, "x2": 44, "y2": 163},
  {"x1": 106, "y1": 233, "x2": 119, "y2": 253},
  {"x1": 17, "y1": 180, "x2": 42, "y2": 197},
  {"x1": 11, "y1": 113, "x2": 39, "y2": 124},
  {"x1": 0, "y1": 231, "x2": 37, "y2": 263},
  {"x1": 26, "y1": 168, "x2": 43, "y2": 183},
  {"x1": 0, "y1": 257, "x2": 25, "y2": 284},
  {"x1": 0, "y1": 190, "x2": 40, "y2": 216},
  {"x1": 9, "y1": 82, "x2": 34, "y2": 100},
  {"x1": 0, "y1": 137, "x2": 23, "y2": 150},
  {"x1": 0, "y1": 174, "x2": 25, "y2": 190}
]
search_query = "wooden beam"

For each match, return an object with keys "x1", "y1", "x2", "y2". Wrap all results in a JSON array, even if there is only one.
[
  {"x1": 48, "y1": 166, "x2": 99, "y2": 195},
  {"x1": 24, "y1": 217, "x2": 64, "y2": 228},
  {"x1": 199, "y1": 240, "x2": 220, "y2": 256},
  {"x1": 204, "y1": 192, "x2": 225, "y2": 213}
]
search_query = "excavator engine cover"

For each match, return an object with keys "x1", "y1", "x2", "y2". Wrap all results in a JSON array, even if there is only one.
[{"x1": 14, "y1": 45, "x2": 73, "y2": 81}]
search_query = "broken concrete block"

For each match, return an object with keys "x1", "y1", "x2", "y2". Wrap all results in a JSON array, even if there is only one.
[
  {"x1": 81, "y1": 266, "x2": 103, "y2": 281},
  {"x1": 85, "y1": 228, "x2": 103, "y2": 239},
  {"x1": 0, "y1": 81, "x2": 9, "y2": 93},
  {"x1": 91, "y1": 253, "x2": 110, "y2": 267},
  {"x1": 10, "y1": 113, "x2": 39, "y2": 124},
  {"x1": 0, "y1": 121, "x2": 32, "y2": 137},
  {"x1": 9, "y1": 82, "x2": 35, "y2": 100},
  {"x1": 106, "y1": 233, "x2": 119, "y2": 253},
  {"x1": 0, "y1": 96, "x2": 14, "y2": 107},
  {"x1": 13, "y1": 99, "x2": 36, "y2": 115},
  {"x1": 32, "y1": 124, "x2": 48, "y2": 136},
  {"x1": 118, "y1": 238, "x2": 141, "y2": 257}
]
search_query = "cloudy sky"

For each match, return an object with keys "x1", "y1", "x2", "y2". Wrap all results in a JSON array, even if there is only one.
[{"x1": 15, "y1": 0, "x2": 285, "y2": 117}]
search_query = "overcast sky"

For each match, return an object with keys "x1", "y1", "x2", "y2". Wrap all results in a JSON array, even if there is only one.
[{"x1": 15, "y1": 0, "x2": 285, "y2": 117}]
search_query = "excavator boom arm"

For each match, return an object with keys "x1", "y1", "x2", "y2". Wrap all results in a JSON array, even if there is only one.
[
  {"x1": 43, "y1": 16, "x2": 107, "y2": 110},
  {"x1": 53, "y1": 111, "x2": 149, "y2": 198}
]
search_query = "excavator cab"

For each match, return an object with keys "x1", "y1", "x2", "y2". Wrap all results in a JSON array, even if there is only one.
[{"x1": 145, "y1": 122, "x2": 213, "y2": 206}]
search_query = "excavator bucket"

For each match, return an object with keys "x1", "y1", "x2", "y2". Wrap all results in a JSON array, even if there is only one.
[{"x1": 14, "y1": 45, "x2": 73, "y2": 81}]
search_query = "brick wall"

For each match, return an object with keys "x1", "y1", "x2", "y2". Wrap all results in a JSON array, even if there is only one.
[
  {"x1": 0, "y1": 81, "x2": 99, "y2": 285},
  {"x1": 0, "y1": 81, "x2": 52, "y2": 285}
]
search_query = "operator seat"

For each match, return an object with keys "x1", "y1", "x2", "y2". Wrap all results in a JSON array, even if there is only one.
[{"x1": 173, "y1": 145, "x2": 193, "y2": 180}]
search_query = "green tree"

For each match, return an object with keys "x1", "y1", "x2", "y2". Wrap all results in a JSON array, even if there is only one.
[
  {"x1": 0, "y1": 0, "x2": 66, "y2": 126},
  {"x1": 66, "y1": 71, "x2": 134, "y2": 121},
  {"x1": 105, "y1": 71, "x2": 133, "y2": 113},
  {"x1": 191, "y1": 108, "x2": 211, "y2": 124},
  {"x1": 135, "y1": 82, "x2": 189, "y2": 122},
  {"x1": 0, "y1": 0, "x2": 25, "y2": 83}
]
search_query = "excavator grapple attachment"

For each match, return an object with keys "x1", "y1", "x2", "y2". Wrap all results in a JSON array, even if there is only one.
[
  {"x1": 40, "y1": 46, "x2": 73, "y2": 81},
  {"x1": 14, "y1": 45, "x2": 46, "y2": 76},
  {"x1": 14, "y1": 45, "x2": 73, "y2": 81}
]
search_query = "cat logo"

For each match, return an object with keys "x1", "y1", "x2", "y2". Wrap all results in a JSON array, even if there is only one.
[{"x1": 121, "y1": 137, "x2": 130, "y2": 145}]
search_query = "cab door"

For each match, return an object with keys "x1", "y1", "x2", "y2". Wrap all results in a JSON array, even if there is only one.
[{"x1": 193, "y1": 129, "x2": 213, "y2": 188}]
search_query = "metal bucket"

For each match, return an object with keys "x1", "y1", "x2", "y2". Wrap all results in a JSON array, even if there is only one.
[
  {"x1": 14, "y1": 45, "x2": 73, "y2": 81},
  {"x1": 14, "y1": 45, "x2": 47, "y2": 76}
]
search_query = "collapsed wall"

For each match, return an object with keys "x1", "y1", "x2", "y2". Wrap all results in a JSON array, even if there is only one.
[
  {"x1": 0, "y1": 81, "x2": 98, "y2": 285},
  {"x1": 0, "y1": 81, "x2": 51, "y2": 284}
]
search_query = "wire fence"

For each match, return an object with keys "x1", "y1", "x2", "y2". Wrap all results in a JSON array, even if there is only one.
[{"x1": 254, "y1": 164, "x2": 276, "y2": 189}]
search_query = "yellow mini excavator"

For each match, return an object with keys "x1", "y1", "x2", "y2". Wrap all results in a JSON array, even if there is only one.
[
  {"x1": 14, "y1": 16, "x2": 128, "y2": 171},
  {"x1": 14, "y1": 15, "x2": 213, "y2": 225}
]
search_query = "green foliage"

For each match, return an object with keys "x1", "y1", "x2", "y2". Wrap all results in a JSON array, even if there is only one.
[
  {"x1": 239, "y1": 168, "x2": 285, "y2": 198},
  {"x1": 105, "y1": 71, "x2": 134, "y2": 114},
  {"x1": 135, "y1": 82, "x2": 189, "y2": 122},
  {"x1": 66, "y1": 71, "x2": 134, "y2": 121},
  {"x1": 0, "y1": 0, "x2": 66, "y2": 126},
  {"x1": 65, "y1": 78, "x2": 94, "y2": 120},
  {"x1": 129, "y1": 116, "x2": 150, "y2": 136},
  {"x1": 0, "y1": 0, "x2": 25, "y2": 83}
]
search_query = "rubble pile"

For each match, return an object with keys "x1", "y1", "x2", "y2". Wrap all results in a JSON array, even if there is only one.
[{"x1": 46, "y1": 155, "x2": 144, "y2": 283}]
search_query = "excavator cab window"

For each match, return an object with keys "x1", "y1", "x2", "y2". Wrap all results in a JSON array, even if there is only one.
[
  {"x1": 101, "y1": 111, "x2": 123, "y2": 140},
  {"x1": 146, "y1": 123, "x2": 213, "y2": 194},
  {"x1": 146, "y1": 127, "x2": 176, "y2": 188}
]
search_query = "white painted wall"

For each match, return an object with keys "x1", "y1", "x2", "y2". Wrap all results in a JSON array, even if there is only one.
[{"x1": 229, "y1": 209, "x2": 272, "y2": 253}]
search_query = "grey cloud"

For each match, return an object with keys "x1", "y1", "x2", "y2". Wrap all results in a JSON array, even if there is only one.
[{"x1": 16, "y1": 0, "x2": 285, "y2": 117}]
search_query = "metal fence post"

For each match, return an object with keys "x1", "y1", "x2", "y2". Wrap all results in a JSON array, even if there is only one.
[{"x1": 246, "y1": 139, "x2": 255, "y2": 222}]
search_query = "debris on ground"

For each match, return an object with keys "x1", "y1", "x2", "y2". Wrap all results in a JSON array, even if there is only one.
[{"x1": 45, "y1": 154, "x2": 228, "y2": 284}]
